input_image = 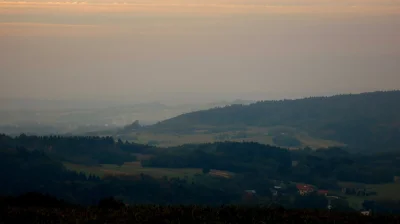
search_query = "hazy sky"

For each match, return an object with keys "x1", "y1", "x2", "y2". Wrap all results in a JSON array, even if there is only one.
[{"x1": 1, "y1": 0, "x2": 399, "y2": 104}]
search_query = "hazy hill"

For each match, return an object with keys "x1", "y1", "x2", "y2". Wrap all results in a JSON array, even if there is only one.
[
  {"x1": 0, "y1": 100, "x2": 255, "y2": 135},
  {"x1": 148, "y1": 91, "x2": 400, "y2": 152}
]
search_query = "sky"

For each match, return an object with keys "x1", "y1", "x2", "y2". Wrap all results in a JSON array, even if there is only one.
[{"x1": 0, "y1": 0, "x2": 399, "y2": 104}]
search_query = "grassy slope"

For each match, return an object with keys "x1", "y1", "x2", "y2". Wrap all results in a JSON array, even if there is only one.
[
  {"x1": 64, "y1": 162, "x2": 203, "y2": 178},
  {"x1": 122, "y1": 126, "x2": 344, "y2": 148},
  {"x1": 336, "y1": 182, "x2": 400, "y2": 210},
  {"x1": 136, "y1": 91, "x2": 400, "y2": 151}
]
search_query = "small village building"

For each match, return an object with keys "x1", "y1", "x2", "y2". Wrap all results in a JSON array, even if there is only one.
[
  {"x1": 360, "y1": 210, "x2": 371, "y2": 216},
  {"x1": 317, "y1": 190, "x2": 329, "y2": 196},
  {"x1": 270, "y1": 189, "x2": 278, "y2": 197},
  {"x1": 270, "y1": 187, "x2": 281, "y2": 197},
  {"x1": 244, "y1": 190, "x2": 256, "y2": 195},
  {"x1": 296, "y1": 184, "x2": 315, "y2": 196},
  {"x1": 243, "y1": 190, "x2": 257, "y2": 202},
  {"x1": 243, "y1": 190, "x2": 257, "y2": 198}
]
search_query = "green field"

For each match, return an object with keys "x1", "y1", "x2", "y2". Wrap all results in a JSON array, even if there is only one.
[
  {"x1": 121, "y1": 126, "x2": 344, "y2": 149},
  {"x1": 338, "y1": 182, "x2": 400, "y2": 200},
  {"x1": 64, "y1": 162, "x2": 203, "y2": 178},
  {"x1": 366, "y1": 183, "x2": 400, "y2": 200},
  {"x1": 336, "y1": 182, "x2": 400, "y2": 210}
]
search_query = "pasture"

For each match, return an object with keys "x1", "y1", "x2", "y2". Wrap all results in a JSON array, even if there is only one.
[
  {"x1": 64, "y1": 162, "x2": 203, "y2": 179},
  {"x1": 337, "y1": 182, "x2": 400, "y2": 210},
  {"x1": 122, "y1": 126, "x2": 344, "y2": 149}
]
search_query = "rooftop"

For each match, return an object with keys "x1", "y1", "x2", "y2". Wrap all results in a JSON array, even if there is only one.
[
  {"x1": 317, "y1": 190, "x2": 329, "y2": 194},
  {"x1": 296, "y1": 184, "x2": 314, "y2": 191}
]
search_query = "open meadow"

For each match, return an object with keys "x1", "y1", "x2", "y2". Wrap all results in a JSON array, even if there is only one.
[
  {"x1": 336, "y1": 182, "x2": 400, "y2": 210},
  {"x1": 64, "y1": 162, "x2": 204, "y2": 178},
  {"x1": 120, "y1": 126, "x2": 344, "y2": 149}
]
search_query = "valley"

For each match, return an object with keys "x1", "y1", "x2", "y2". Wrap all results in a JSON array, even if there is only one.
[{"x1": 1, "y1": 91, "x2": 400, "y2": 212}]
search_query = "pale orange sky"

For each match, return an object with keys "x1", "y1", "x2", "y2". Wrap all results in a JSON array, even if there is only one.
[{"x1": 0, "y1": 0, "x2": 399, "y2": 103}]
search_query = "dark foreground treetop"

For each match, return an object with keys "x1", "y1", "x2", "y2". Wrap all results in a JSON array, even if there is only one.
[{"x1": 1, "y1": 205, "x2": 399, "y2": 224}]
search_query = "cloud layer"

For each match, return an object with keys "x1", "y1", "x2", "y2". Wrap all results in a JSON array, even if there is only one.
[{"x1": 1, "y1": 0, "x2": 399, "y2": 37}]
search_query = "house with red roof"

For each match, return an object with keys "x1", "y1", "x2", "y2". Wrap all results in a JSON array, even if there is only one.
[
  {"x1": 296, "y1": 184, "x2": 315, "y2": 196},
  {"x1": 317, "y1": 190, "x2": 329, "y2": 196},
  {"x1": 242, "y1": 190, "x2": 257, "y2": 202}
]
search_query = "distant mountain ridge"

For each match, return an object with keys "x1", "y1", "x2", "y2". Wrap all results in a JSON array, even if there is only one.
[{"x1": 148, "y1": 91, "x2": 400, "y2": 152}]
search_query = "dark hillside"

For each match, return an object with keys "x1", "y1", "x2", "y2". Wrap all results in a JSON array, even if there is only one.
[
  {"x1": 2, "y1": 134, "x2": 400, "y2": 211},
  {"x1": 0, "y1": 134, "x2": 149, "y2": 165},
  {"x1": 149, "y1": 91, "x2": 400, "y2": 152}
]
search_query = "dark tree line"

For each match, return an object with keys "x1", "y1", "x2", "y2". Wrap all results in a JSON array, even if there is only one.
[
  {"x1": 0, "y1": 145, "x2": 241, "y2": 206},
  {"x1": 143, "y1": 142, "x2": 400, "y2": 186},
  {"x1": 0, "y1": 140, "x2": 349, "y2": 209},
  {"x1": 0, "y1": 134, "x2": 155, "y2": 165},
  {"x1": 142, "y1": 142, "x2": 292, "y2": 176},
  {"x1": 1, "y1": 133, "x2": 400, "y2": 210},
  {"x1": 3, "y1": 199, "x2": 399, "y2": 224}
]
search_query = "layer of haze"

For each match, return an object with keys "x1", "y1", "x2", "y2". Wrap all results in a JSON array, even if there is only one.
[{"x1": 1, "y1": 0, "x2": 399, "y2": 105}]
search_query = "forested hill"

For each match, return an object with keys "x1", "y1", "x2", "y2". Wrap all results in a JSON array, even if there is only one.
[{"x1": 148, "y1": 91, "x2": 400, "y2": 152}]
